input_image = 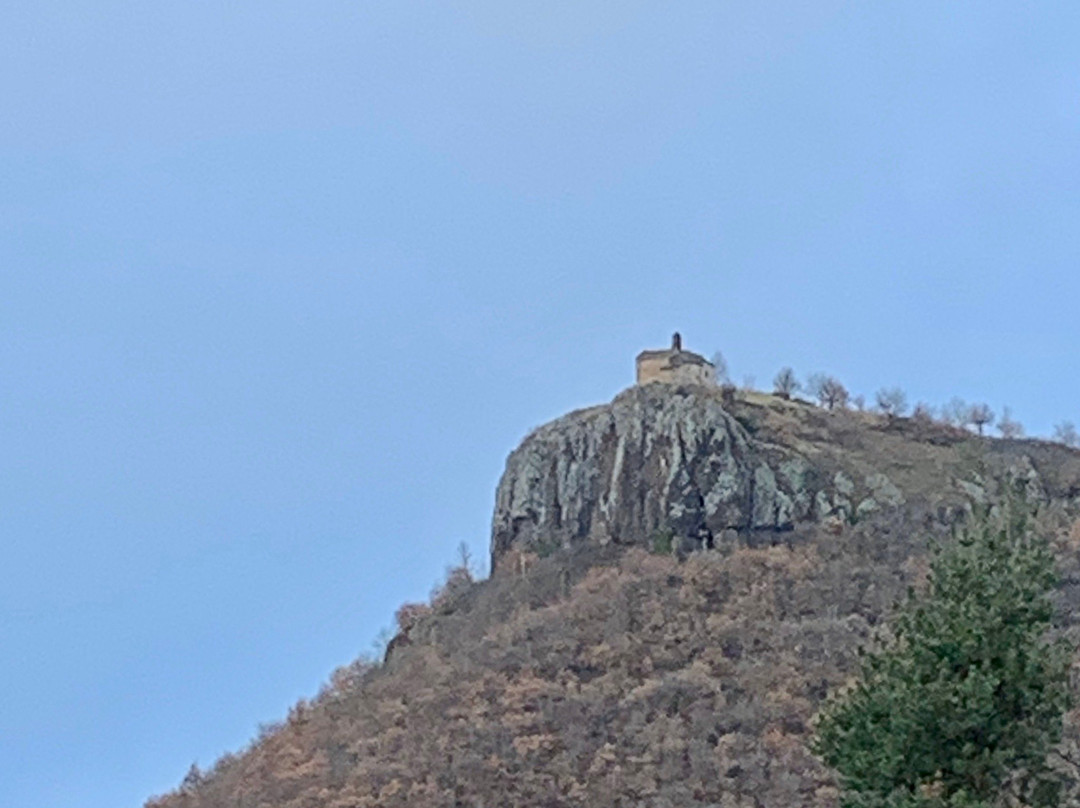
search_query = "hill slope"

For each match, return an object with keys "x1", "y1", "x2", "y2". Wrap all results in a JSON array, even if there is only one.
[{"x1": 147, "y1": 386, "x2": 1080, "y2": 808}]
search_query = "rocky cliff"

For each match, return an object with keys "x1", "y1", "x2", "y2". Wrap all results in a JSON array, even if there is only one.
[
  {"x1": 492, "y1": 385, "x2": 811, "y2": 569},
  {"x1": 492, "y1": 383, "x2": 1080, "y2": 573}
]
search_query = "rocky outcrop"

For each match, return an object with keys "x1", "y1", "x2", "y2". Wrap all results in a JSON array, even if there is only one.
[
  {"x1": 491, "y1": 384, "x2": 819, "y2": 571},
  {"x1": 489, "y1": 383, "x2": 1080, "y2": 574}
]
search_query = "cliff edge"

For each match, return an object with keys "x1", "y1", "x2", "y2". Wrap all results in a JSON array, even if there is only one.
[{"x1": 492, "y1": 383, "x2": 1080, "y2": 573}]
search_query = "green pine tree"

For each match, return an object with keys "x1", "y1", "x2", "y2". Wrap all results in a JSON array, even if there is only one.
[{"x1": 812, "y1": 500, "x2": 1073, "y2": 808}]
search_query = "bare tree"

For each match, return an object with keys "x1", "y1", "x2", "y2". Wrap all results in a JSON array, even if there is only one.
[
  {"x1": 822, "y1": 378, "x2": 850, "y2": 410},
  {"x1": 371, "y1": 625, "x2": 395, "y2": 658},
  {"x1": 710, "y1": 351, "x2": 730, "y2": 385},
  {"x1": 773, "y1": 367, "x2": 799, "y2": 399},
  {"x1": 911, "y1": 402, "x2": 935, "y2": 424},
  {"x1": 456, "y1": 541, "x2": 475, "y2": 580},
  {"x1": 967, "y1": 403, "x2": 995, "y2": 435},
  {"x1": 741, "y1": 374, "x2": 756, "y2": 392},
  {"x1": 181, "y1": 764, "x2": 203, "y2": 794},
  {"x1": 996, "y1": 407, "x2": 1023, "y2": 439},
  {"x1": 807, "y1": 373, "x2": 849, "y2": 410},
  {"x1": 941, "y1": 397, "x2": 969, "y2": 427},
  {"x1": 1053, "y1": 421, "x2": 1079, "y2": 448},
  {"x1": 851, "y1": 394, "x2": 867, "y2": 412},
  {"x1": 875, "y1": 387, "x2": 908, "y2": 418}
]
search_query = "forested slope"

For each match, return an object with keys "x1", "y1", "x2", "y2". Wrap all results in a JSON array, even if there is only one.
[{"x1": 147, "y1": 390, "x2": 1080, "y2": 808}]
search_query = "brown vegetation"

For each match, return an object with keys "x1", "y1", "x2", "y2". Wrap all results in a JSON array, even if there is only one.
[
  {"x1": 145, "y1": 381, "x2": 1080, "y2": 808},
  {"x1": 144, "y1": 500, "x2": 1080, "y2": 808}
]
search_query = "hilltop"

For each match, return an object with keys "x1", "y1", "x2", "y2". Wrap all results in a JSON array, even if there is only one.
[{"x1": 146, "y1": 384, "x2": 1080, "y2": 808}]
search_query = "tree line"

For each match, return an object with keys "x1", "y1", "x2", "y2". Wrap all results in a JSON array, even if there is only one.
[{"x1": 711, "y1": 352, "x2": 1079, "y2": 447}]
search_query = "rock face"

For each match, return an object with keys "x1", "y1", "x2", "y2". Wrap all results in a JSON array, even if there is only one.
[{"x1": 491, "y1": 384, "x2": 817, "y2": 571}]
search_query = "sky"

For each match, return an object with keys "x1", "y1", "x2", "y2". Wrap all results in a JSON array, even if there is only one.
[{"x1": 3, "y1": 3, "x2": 1080, "y2": 806}]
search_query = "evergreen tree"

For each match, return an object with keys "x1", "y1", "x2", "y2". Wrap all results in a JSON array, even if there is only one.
[{"x1": 812, "y1": 501, "x2": 1073, "y2": 808}]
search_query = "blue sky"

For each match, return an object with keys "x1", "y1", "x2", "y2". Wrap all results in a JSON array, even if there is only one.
[{"x1": 3, "y1": 3, "x2": 1080, "y2": 806}]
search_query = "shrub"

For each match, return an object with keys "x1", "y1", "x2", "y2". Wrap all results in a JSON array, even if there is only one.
[{"x1": 650, "y1": 526, "x2": 674, "y2": 556}]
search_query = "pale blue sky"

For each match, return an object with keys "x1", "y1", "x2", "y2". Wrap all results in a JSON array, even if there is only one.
[{"x1": 3, "y1": 3, "x2": 1080, "y2": 806}]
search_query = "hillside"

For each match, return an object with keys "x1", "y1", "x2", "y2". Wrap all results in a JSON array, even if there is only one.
[{"x1": 146, "y1": 385, "x2": 1080, "y2": 808}]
